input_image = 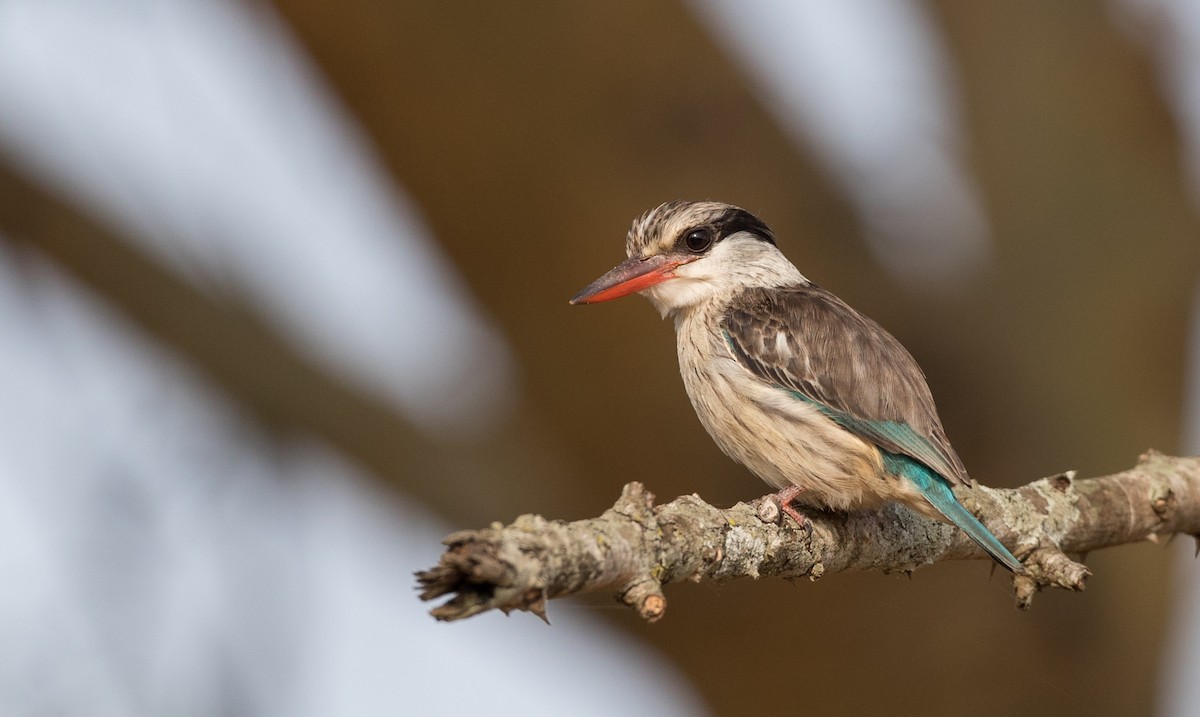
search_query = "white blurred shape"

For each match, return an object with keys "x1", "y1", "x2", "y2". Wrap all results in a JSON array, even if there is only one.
[
  {"x1": 0, "y1": 0, "x2": 513, "y2": 434},
  {"x1": 689, "y1": 0, "x2": 991, "y2": 287},
  {"x1": 1111, "y1": 4, "x2": 1200, "y2": 715},
  {"x1": 1115, "y1": 0, "x2": 1200, "y2": 203},
  {"x1": 1160, "y1": 278, "x2": 1200, "y2": 717},
  {"x1": 0, "y1": 240, "x2": 708, "y2": 717},
  {"x1": 291, "y1": 445, "x2": 710, "y2": 717}
]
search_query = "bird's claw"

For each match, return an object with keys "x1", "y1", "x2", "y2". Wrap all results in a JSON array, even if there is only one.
[{"x1": 780, "y1": 503, "x2": 813, "y2": 536}]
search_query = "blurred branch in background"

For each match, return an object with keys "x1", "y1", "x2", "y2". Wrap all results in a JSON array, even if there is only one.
[
  {"x1": 690, "y1": 0, "x2": 992, "y2": 286},
  {"x1": 0, "y1": 162, "x2": 557, "y2": 527}
]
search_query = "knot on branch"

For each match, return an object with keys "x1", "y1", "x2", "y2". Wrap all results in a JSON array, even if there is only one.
[
  {"x1": 609, "y1": 481, "x2": 658, "y2": 526},
  {"x1": 608, "y1": 482, "x2": 669, "y2": 620},
  {"x1": 620, "y1": 577, "x2": 667, "y2": 621},
  {"x1": 1012, "y1": 537, "x2": 1091, "y2": 609}
]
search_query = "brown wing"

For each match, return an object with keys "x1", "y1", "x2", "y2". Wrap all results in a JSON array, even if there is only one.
[{"x1": 720, "y1": 284, "x2": 970, "y2": 486}]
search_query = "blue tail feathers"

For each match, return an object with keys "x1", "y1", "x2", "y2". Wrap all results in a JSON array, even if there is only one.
[{"x1": 883, "y1": 453, "x2": 1025, "y2": 574}]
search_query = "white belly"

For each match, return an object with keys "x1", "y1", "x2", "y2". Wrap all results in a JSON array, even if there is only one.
[{"x1": 674, "y1": 313, "x2": 913, "y2": 512}]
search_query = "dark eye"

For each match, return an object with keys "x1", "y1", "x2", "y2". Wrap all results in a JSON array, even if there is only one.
[{"x1": 683, "y1": 229, "x2": 712, "y2": 253}]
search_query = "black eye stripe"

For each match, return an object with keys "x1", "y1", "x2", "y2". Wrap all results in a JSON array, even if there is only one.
[
  {"x1": 674, "y1": 208, "x2": 775, "y2": 254},
  {"x1": 715, "y1": 208, "x2": 775, "y2": 245}
]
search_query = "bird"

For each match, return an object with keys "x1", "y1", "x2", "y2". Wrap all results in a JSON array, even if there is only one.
[{"x1": 570, "y1": 200, "x2": 1024, "y2": 573}]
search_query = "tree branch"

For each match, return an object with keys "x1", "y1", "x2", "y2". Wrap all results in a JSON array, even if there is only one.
[{"x1": 416, "y1": 451, "x2": 1200, "y2": 621}]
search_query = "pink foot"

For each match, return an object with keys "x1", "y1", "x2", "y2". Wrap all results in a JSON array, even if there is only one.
[{"x1": 760, "y1": 486, "x2": 811, "y2": 533}]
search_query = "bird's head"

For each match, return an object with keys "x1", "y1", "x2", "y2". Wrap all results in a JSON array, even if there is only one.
[{"x1": 570, "y1": 201, "x2": 803, "y2": 317}]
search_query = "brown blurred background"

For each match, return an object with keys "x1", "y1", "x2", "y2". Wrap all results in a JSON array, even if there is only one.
[{"x1": 1, "y1": 1, "x2": 1199, "y2": 716}]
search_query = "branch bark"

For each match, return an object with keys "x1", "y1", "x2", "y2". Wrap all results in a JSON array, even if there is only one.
[{"x1": 417, "y1": 451, "x2": 1200, "y2": 621}]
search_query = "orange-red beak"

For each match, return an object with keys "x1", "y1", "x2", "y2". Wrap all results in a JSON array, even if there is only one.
[{"x1": 569, "y1": 254, "x2": 691, "y2": 305}]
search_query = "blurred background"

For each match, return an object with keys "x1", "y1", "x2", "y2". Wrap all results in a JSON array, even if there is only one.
[{"x1": 0, "y1": 1, "x2": 1198, "y2": 715}]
